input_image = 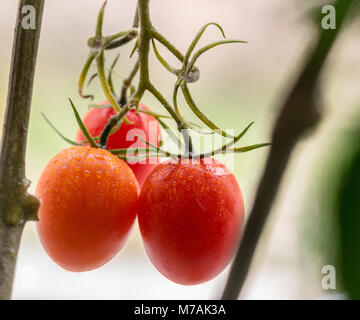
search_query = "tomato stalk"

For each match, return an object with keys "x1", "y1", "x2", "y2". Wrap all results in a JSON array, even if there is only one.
[{"x1": 0, "y1": 0, "x2": 44, "y2": 300}]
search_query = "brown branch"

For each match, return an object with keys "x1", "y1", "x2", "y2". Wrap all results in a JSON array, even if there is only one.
[
  {"x1": 0, "y1": 0, "x2": 44, "y2": 300},
  {"x1": 221, "y1": 0, "x2": 356, "y2": 300}
]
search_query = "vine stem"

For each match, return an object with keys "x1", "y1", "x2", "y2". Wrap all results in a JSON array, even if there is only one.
[
  {"x1": 134, "y1": 0, "x2": 193, "y2": 153},
  {"x1": 151, "y1": 29, "x2": 184, "y2": 62},
  {"x1": 95, "y1": 0, "x2": 194, "y2": 153},
  {"x1": 221, "y1": 0, "x2": 356, "y2": 300},
  {"x1": 0, "y1": 0, "x2": 44, "y2": 300},
  {"x1": 119, "y1": 59, "x2": 139, "y2": 106},
  {"x1": 137, "y1": 0, "x2": 151, "y2": 91}
]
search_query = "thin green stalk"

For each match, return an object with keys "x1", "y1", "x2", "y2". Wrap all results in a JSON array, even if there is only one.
[
  {"x1": 96, "y1": 49, "x2": 122, "y2": 112},
  {"x1": 78, "y1": 52, "x2": 96, "y2": 99},
  {"x1": 119, "y1": 59, "x2": 140, "y2": 106},
  {"x1": 183, "y1": 22, "x2": 225, "y2": 69},
  {"x1": 151, "y1": 29, "x2": 185, "y2": 62},
  {"x1": 108, "y1": 54, "x2": 120, "y2": 96},
  {"x1": 152, "y1": 39, "x2": 179, "y2": 75},
  {"x1": 104, "y1": 28, "x2": 138, "y2": 46},
  {"x1": 96, "y1": 1, "x2": 107, "y2": 38},
  {"x1": 42, "y1": 114, "x2": 81, "y2": 146},
  {"x1": 69, "y1": 99, "x2": 98, "y2": 148},
  {"x1": 148, "y1": 84, "x2": 193, "y2": 153},
  {"x1": 98, "y1": 104, "x2": 131, "y2": 148},
  {"x1": 172, "y1": 80, "x2": 213, "y2": 136},
  {"x1": 181, "y1": 82, "x2": 235, "y2": 138},
  {"x1": 137, "y1": 0, "x2": 152, "y2": 88},
  {"x1": 187, "y1": 39, "x2": 247, "y2": 73}
]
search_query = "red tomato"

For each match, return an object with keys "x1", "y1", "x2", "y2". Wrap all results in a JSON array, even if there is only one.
[
  {"x1": 36, "y1": 146, "x2": 139, "y2": 272},
  {"x1": 138, "y1": 158, "x2": 244, "y2": 285},
  {"x1": 75, "y1": 102, "x2": 161, "y2": 187}
]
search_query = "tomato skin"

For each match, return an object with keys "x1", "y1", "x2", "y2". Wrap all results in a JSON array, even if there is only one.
[
  {"x1": 75, "y1": 103, "x2": 161, "y2": 187},
  {"x1": 36, "y1": 146, "x2": 139, "y2": 272},
  {"x1": 138, "y1": 158, "x2": 244, "y2": 285}
]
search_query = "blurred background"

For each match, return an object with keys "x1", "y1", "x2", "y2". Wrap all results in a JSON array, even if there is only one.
[{"x1": 0, "y1": 0, "x2": 359, "y2": 299}]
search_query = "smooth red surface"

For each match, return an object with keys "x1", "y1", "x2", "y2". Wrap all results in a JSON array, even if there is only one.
[
  {"x1": 75, "y1": 103, "x2": 161, "y2": 187},
  {"x1": 138, "y1": 158, "x2": 244, "y2": 285},
  {"x1": 36, "y1": 146, "x2": 139, "y2": 272}
]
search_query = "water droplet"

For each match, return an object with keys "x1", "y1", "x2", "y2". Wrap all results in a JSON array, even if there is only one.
[{"x1": 83, "y1": 170, "x2": 91, "y2": 177}]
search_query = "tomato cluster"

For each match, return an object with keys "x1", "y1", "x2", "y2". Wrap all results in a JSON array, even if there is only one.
[{"x1": 36, "y1": 104, "x2": 244, "y2": 285}]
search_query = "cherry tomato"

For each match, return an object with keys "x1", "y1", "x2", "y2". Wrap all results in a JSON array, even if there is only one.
[
  {"x1": 75, "y1": 102, "x2": 161, "y2": 187},
  {"x1": 138, "y1": 158, "x2": 244, "y2": 285},
  {"x1": 36, "y1": 146, "x2": 139, "y2": 272}
]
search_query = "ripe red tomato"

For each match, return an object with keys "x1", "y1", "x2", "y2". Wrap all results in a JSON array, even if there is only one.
[
  {"x1": 36, "y1": 146, "x2": 139, "y2": 272},
  {"x1": 75, "y1": 102, "x2": 161, "y2": 187},
  {"x1": 138, "y1": 158, "x2": 244, "y2": 285}
]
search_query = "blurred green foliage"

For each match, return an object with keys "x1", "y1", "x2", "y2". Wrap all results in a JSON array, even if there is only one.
[
  {"x1": 336, "y1": 124, "x2": 360, "y2": 299},
  {"x1": 303, "y1": 114, "x2": 360, "y2": 298}
]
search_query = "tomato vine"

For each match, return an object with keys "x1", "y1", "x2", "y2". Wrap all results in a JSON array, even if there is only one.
[{"x1": 70, "y1": 0, "x2": 269, "y2": 160}]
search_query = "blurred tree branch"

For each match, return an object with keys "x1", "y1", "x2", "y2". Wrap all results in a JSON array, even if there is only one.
[
  {"x1": 222, "y1": 0, "x2": 358, "y2": 300},
  {"x1": 0, "y1": 0, "x2": 44, "y2": 300}
]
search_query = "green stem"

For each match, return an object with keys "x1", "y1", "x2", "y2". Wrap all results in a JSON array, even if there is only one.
[
  {"x1": 96, "y1": 49, "x2": 122, "y2": 112},
  {"x1": 78, "y1": 52, "x2": 96, "y2": 99},
  {"x1": 187, "y1": 39, "x2": 247, "y2": 73},
  {"x1": 103, "y1": 28, "x2": 138, "y2": 46},
  {"x1": 96, "y1": 1, "x2": 107, "y2": 38},
  {"x1": 181, "y1": 82, "x2": 235, "y2": 138},
  {"x1": 151, "y1": 29, "x2": 184, "y2": 62},
  {"x1": 69, "y1": 99, "x2": 98, "y2": 148},
  {"x1": 148, "y1": 84, "x2": 193, "y2": 154},
  {"x1": 107, "y1": 54, "x2": 120, "y2": 96},
  {"x1": 183, "y1": 22, "x2": 225, "y2": 70},
  {"x1": 152, "y1": 39, "x2": 179, "y2": 75},
  {"x1": 99, "y1": 104, "x2": 131, "y2": 148},
  {"x1": 119, "y1": 59, "x2": 140, "y2": 106},
  {"x1": 137, "y1": 0, "x2": 152, "y2": 89}
]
